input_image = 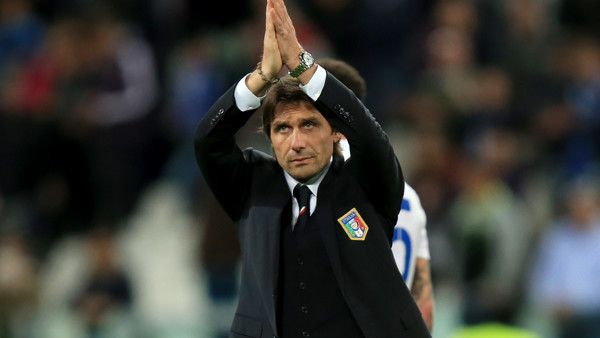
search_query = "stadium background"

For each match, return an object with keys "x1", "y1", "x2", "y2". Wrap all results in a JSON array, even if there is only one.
[{"x1": 1, "y1": 0, "x2": 599, "y2": 337}]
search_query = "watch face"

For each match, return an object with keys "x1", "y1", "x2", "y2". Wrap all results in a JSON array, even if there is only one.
[{"x1": 301, "y1": 52, "x2": 314, "y2": 67}]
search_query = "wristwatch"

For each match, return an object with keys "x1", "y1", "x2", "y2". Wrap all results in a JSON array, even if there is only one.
[{"x1": 289, "y1": 51, "x2": 315, "y2": 77}]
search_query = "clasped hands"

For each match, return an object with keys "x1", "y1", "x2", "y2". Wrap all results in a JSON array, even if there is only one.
[{"x1": 247, "y1": 0, "x2": 315, "y2": 96}]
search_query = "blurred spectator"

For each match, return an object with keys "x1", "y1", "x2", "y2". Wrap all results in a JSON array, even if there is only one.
[
  {"x1": 528, "y1": 36, "x2": 600, "y2": 181},
  {"x1": 529, "y1": 175, "x2": 600, "y2": 338},
  {"x1": 419, "y1": 26, "x2": 479, "y2": 115},
  {"x1": 466, "y1": 68, "x2": 514, "y2": 131},
  {"x1": 563, "y1": 36, "x2": 600, "y2": 128},
  {"x1": 0, "y1": 0, "x2": 47, "y2": 199},
  {"x1": 0, "y1": 0, "x2": 45, "y2": 79},
  {"x1": 0, "y1": 18, "x2": 96, "y2": 256},
  {"x1": 562, "y1": 37, "x2": 600, "y2": 176},
  {"x1": 448, "y1": 129, "x2": 531, "y2": 326},
  {"x1": 0, "y1": 233, "x2": 38, "y2": 337},
  {"x1": 502, "y1": 0, "x2": 558, "y2": 76},
  {"x1": 60, "y1": 10, "x2": 165, "y2": 230},
  {"x1": 73, "y1": 227, "x2": 133, "y2": 337},
  {"x1": 163, "y1": 33, "x2": 227, "y2": 197}
]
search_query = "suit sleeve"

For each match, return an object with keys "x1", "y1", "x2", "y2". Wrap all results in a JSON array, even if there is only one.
[
  {"x1": 194, "y1": 83, "x2": 255, "y2": 222},
  {"x1": 314, "y1": 72, "x2": 404, "y2": 222}
]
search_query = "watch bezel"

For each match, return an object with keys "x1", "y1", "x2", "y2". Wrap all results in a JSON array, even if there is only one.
[{"x1": 300, "y1": 51, "x2": 314, "y2": 67}]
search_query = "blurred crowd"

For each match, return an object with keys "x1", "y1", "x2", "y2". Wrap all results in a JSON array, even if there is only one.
[{"x1": 1, "y1": 0, "x2": 600, "y2": 337}]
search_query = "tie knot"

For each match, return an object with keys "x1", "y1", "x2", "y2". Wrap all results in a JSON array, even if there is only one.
[{"x1": 293, "y1": 184, "x2": 311, "y2": 208}]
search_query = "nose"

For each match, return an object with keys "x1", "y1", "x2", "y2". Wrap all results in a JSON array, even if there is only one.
[{"x1": 290, "y1": 128, "x2": 306, "y2": 152}]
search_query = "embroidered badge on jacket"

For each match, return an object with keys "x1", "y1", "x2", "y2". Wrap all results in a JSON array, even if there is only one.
[{"x1": 337, "y1": 208, "x2": 369, "y2": 240}]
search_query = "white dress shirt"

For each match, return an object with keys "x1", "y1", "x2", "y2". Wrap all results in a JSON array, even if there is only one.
[
  {"x1": 233, "y1": 65, "x2": 327, "y2": 111},
  {"x1": 283, "y1": 161, "x2": 331, "y2": 229}
]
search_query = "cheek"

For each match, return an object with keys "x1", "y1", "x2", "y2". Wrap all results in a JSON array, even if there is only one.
[
  {"x1": 323, "y1": 134, "x2": 336, "y2": 152},
  {"x1": 271, "y1": 138, "x2": 287, "y2": 158}
]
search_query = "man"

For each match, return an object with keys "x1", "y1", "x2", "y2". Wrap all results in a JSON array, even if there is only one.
[
  {"x1": 194, "y1": 0, "x2": 430, "y2": 337},
  {"x1": 529, "y1": 177, "x2": 600, "y2": 338},
  {"x1": 318, "y1": 58, "x2": 435, "y2": 331},
  {"x1": 392, "y1": 184, "x2": 435, "y2": 330}
]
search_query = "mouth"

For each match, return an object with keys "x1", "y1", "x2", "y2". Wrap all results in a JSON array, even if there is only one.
[{"x1": 290, "y1": 156, "x2": 313, "y2": 165}]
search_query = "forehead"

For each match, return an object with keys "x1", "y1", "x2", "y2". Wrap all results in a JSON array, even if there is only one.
[{"x1": 273, "y1": 101, "x2": 325, "y2": 123}]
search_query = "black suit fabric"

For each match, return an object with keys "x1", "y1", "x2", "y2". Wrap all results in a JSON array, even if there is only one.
[
  {"x1": 278, "y1": 190, "x2": 363, "y2": 338},
  {"x1": 194, "y1": 71, "x2": 431, "y2": 338}
]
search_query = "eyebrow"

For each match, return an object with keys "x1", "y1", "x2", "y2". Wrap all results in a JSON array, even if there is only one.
[
  {"x1": 272, "y1": 113, "x2": 321, "y2": 130},
  {"x1": 300, "y1": 117, "x2": 319, "y2": 125},
  {"x1": 271, "y1": 120, "x2": 288, "y2": 130}
]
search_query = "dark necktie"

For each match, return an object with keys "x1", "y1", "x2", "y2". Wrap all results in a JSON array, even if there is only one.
[{"x1": 293, "y1": 184, "x2": 311, "y2": 232}]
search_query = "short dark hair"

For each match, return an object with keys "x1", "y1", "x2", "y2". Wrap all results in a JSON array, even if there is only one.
[
  {"x1": 260, "y1": 75, "x2": 341, "y2": 155},
  {"x1": 260, "y1": 76, "x2": 309, "y2": 138},
  {"x1": 317, "y1": 58, "x2": 367, "y2": 101}
]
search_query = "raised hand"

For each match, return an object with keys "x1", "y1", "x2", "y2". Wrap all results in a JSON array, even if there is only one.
[
  {"x1": 269, "y1": 0, "x2": 303, "y2": 71},
  {"x1": 262, "y1": 0, "x2": 283, "y2": 80},
  {"x1": 246, "y1": 0, "x2": 283, "y2": 96}
]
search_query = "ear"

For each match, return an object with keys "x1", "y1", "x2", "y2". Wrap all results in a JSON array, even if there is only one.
[{"x1": 332, "y1": 130, "x2": 342, "y2": 143}]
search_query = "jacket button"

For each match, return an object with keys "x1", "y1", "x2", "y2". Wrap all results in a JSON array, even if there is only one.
[
  {"x1": 343, "y1": 111, "x2": 350, "y2": 119},
  {"x1": 218, "y1": 108, "x2": 224, "y2": 115},
  {"x1": 301, "y1": 306, "x2": 308, "y2": 314},
  {"x1": 299, "y1": 282, "x2": 306, "y2": 290},
  {"x1": 297, "y1": 258, "x2": 303, "y2": 265},
  {"x1": 302, "y1": 331, "x2": 310, "y2": 337}
]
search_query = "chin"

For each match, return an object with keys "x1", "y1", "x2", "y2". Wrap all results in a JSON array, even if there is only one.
[
  {"x1": 290, "y1": 169, "x2": 314, "y2": 183},
  {"x1": 292, "y1": 173, "x2": 311, "y2": 183}
]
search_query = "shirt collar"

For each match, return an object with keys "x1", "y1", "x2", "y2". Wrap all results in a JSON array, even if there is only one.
[{"x1": 284, "y1": 157, "x2": 332, "y2": 198}]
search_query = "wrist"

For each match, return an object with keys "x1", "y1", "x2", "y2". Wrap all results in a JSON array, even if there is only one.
[
  {"x1": 246, "y1": 71, "x2": 270, "y2": 97},
  {"x1": 284, "y1": 47, "x2": 304, "y2": 71},
  {"x1": 287, "y1": 59, "x2": 301, "y2": 73},
  {"x1": 256, "y1": 62, "x2": 280, "y2": 85}
]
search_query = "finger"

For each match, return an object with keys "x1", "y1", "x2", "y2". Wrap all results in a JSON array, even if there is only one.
[
  {"x1": 265, "y1": 0, "x2": 269, "y2": 23},
  {"x1": 265, "y1": 0, "x2": 273, "y2": 31},
  {"x1": 273, "y1": 0, "x2": 294, "y2": 34},
  {"x1": 272, "y1": 0, "x2": 287, "y2": 22},
  {"x1": 271, "y1": 6, "x2": 291, "y2": 37},
  {"x1": 270, "y1": 7, "x2": 285, "y2": 34},
  {"x1": 278, "y1": 0, "x2": 291, "y2": 18},
  {"x1": 267, "y1": 0, "x2": 276, "y2": 20}
]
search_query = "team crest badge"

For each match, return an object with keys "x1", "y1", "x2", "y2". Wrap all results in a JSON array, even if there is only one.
[{"x1": 337, "y1": 208, "x2": 369, "y2": 240}]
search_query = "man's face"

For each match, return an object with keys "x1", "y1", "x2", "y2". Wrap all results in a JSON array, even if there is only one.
[{"x1": 270, "y1": 101, "x2": 341, "y2": 183}]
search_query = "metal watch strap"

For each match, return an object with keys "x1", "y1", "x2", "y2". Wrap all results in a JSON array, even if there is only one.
[{"x1": 289, "y1": 62, "x2": 308, "y2": 77}]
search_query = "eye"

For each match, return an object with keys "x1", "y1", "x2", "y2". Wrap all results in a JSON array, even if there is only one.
[
  {"x1": 276, "y1": 125, "x2": 288, "y2": 133},
  {"x1": 304, "y1": 122, "x2": 313, "y2": 129}
]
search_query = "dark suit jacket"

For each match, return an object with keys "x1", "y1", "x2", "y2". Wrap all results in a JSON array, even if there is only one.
[{"x1": 195, "y1": 71, "x2": 431, "y2": 337}]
